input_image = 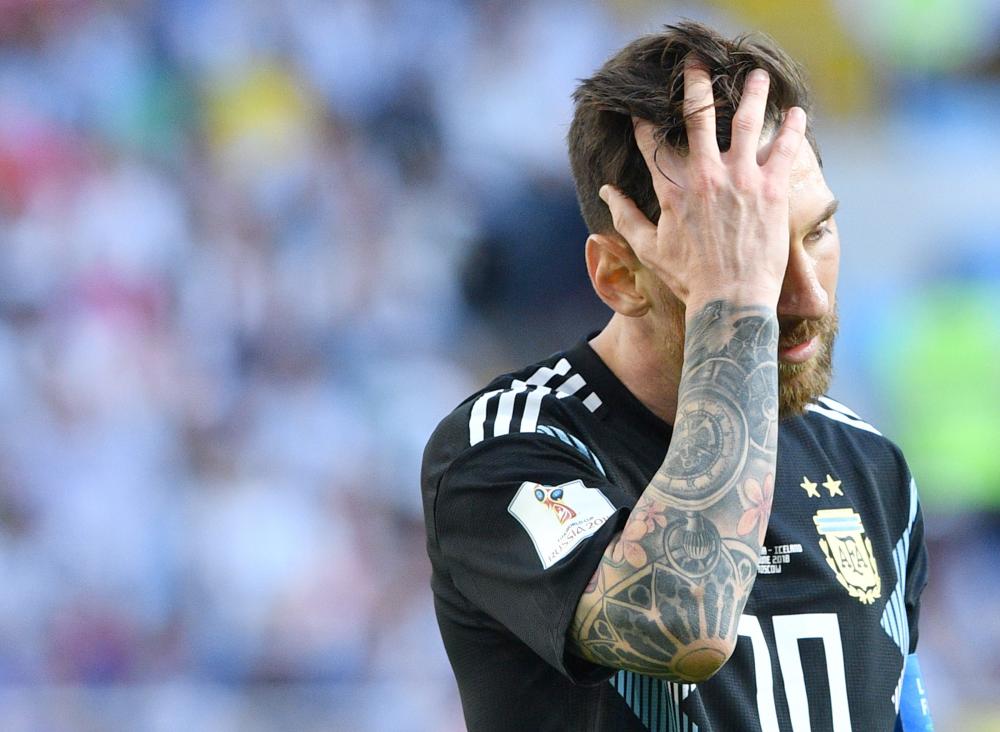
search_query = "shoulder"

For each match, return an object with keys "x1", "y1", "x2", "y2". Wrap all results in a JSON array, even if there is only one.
[
  {"x1": 797, "y1": 394, "x2": 915, "y2": 492},
  {"x1": 466, "y1": 355, "x2": 604, "y2": 447},
  {"x1": 803, "y1": 395, "x2": 885, "y2": 438},
  {"x1": 800, "y1": 395, "x2": 895, "y2": 454},
  {"x1": 423, "y1": 353, "x2": 607, "y2": 485}
]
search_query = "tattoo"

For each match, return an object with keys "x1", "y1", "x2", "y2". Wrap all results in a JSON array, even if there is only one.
[{"x1": 572, "y1": 300, "x2": 778, "y2": 680}]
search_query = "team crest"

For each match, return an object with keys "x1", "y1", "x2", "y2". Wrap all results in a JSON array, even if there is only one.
[{"x1": 813, "y1": 507, "x2": 881, "y2": 604}]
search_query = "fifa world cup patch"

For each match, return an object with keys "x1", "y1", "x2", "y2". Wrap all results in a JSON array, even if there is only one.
[{"x1": 508, "y1": 480, "x2": 616, "y2": 569}]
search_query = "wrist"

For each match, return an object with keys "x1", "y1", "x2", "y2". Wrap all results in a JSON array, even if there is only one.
[{"x1": 684, "y1": 289, "x2": 778, "y2": 320}]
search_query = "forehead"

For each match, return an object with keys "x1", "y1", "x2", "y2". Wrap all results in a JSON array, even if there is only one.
[
  {"x1": 787, "y1": 142, "x2": 834, "y2": 217},
  {"x1": 789, "y1": 142, "x2": 826, "y2": 192},
  {"x1": 756, "y1": 124, "x2": 833, "y2": 207}
]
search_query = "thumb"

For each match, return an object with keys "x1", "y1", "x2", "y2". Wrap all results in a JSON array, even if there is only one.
[{"x1": 599, "y1": 185, "x2": 657, "y2": 260}]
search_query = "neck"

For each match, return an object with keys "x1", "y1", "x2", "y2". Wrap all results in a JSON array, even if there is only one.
[{"x1": 589, "y1": 313, "x2": 684, "y2": 425}]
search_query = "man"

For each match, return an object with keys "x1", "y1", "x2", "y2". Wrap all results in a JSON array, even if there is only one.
[{"x1": 422, "y1": 22, "x2": 931, "y2": 731}]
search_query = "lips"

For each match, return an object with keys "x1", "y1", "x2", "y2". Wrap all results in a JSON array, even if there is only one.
[
  {"x1": 778, "y1": 335, "x2": 819, "y2": 364},
  {"x1": 779, "y1": 336, "x2": 810, "y2": 350}
]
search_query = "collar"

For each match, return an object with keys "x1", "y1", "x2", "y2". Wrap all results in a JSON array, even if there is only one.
[{"x1": 564, "y1": 334, "x2": 674, "y2": 442}]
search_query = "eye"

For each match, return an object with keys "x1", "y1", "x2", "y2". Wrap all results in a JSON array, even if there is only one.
[
  {"x1": 535, "y1": 489, "x2": 545, "y2": 502},
  {"x1": 552, "y1": 488, "x2": 564, "y2": 500},
  {"x1": 805, "y1": 222, "x2": 831, "y2": 244}
]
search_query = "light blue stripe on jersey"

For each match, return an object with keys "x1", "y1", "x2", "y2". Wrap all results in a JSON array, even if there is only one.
[
  {"x1": 535, "y1": 424, "x2": 606, "y2": 476},
  {"x1": 881, "y1": 478, "x2": 919, "y2": 657},
  {"x1": 610, "y1": 671, "x2": 698, "y2": 732},
  {"x1": 814, "y1": 517, "x2": 864, "y2": 532}
]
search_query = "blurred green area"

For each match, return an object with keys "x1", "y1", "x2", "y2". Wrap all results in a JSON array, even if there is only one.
[{"x1": 879, "y1": 283, "x2": 1000, "y2": 510}]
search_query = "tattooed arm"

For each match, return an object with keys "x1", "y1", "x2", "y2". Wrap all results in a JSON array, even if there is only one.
[
  {"x1": 570, "y1": 299, "x2": 778, "y2": 681},
  {"x1": 569, "y1": 62, "x2": 808, "y2": 680}
]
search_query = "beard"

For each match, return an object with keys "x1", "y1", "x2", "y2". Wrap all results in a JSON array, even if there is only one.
[
  {"x1": 777, "y1": 309, "x2": 838, "y2": 417},
  {"x1": 650, "y1": 280, "x2": 838, "y2": 419}
]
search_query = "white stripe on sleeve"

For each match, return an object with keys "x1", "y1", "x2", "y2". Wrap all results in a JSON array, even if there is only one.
[
  {"x1": 525, "y1": 358, "x2": 570, "y2": 386},
  {"x1": 519, "y1": 386, "x2": 552, "y2": 434},
  {"x1": 468, "y1": 389, "x2": 501, "y2": 445},
  {"x1": 556, "y1": 373, "x2": 585, "y2": 397},
  {"x1": 493, "y1": 381, "x2": 527, "y2": 438}
]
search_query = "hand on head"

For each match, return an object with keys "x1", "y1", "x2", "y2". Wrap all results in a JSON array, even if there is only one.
[{"x1": 599, "y1": 62, "x2": 807, "y2": 316}]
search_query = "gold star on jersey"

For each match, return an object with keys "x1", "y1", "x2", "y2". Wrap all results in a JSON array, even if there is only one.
[{"x1": 822, "y1": 474, "x2": 844, "y2": 497}]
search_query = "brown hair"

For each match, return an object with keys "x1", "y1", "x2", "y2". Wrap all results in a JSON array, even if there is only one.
[{"x1": 568, "y1": 21, "x2": 819, "y2": 234}]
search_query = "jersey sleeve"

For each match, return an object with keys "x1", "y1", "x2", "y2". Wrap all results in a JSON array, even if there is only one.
[{"x1": 432, "y1": 430, "x2": 630, "y2": 684}]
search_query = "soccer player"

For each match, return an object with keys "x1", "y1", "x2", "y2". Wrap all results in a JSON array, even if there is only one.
[{"x1": 422, "y1": 22, "x2": 932, "y2": 731}]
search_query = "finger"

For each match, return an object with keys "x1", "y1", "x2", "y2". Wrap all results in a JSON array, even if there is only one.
[
  {"x1": 599, "y1": 184, "x2": 657, "y2": 255},
  {"x1": 632, "y1": 117, "x2": 680, "y2": 202},
  {"x1": 730, "y1": 68, "x2": 770, "y2": 164},
  {"x1": 762, "y1": 106, "x2": 806, "y2": 179},
  {"x1": 632, "y1": 117, "x2": 659, "y2": 180},
  {"x1": 682, "y1": 61, "x2": 719, "y2": 160}
]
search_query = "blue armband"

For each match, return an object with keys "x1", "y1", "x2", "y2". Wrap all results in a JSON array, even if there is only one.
[{"x1": 895, "y1": 654, "x2": 933, "y2": 731}]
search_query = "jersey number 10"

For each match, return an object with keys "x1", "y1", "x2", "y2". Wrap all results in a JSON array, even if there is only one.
[{"x1": 738, "y1": 613, "x2": 851, "y2": 732}]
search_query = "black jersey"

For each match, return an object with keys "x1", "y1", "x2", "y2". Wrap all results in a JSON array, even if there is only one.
[{"x1": 422, "y1": 337, "x2": 927, "y2": 732}]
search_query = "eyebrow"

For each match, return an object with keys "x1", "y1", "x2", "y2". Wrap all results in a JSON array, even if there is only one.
[{"x1": 804, "y1": 199, "x2": 839, "y2": 232}]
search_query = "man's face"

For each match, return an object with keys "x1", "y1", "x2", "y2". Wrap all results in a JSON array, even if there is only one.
[
  {"x1": 648, "y1": 138, "x2": 840, "y2": 416},
  {"x1": 775, "y1": 141, "x2": 840, "y2": 416}
]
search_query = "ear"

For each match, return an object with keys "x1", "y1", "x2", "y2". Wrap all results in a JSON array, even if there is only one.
[{"x1": 585, "y1": 234, "x2": 650, "y2": 317}]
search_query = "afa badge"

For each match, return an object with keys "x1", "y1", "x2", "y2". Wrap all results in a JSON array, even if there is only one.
[{"x1": 813, "y1": 507, "x2": 881, "y2": 604}]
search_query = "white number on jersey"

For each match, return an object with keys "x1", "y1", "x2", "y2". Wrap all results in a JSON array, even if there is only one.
[{"x1": 737, "y1": 613, "x2": 852, "y2": 731}]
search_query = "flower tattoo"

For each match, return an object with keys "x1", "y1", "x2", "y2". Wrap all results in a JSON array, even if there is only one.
[
  {"x1": 737, "y1": 473, "x2": 774, "y2": 545},
  {"x1": 612, "y1": 501, "x2": 668, "y2": 568}
]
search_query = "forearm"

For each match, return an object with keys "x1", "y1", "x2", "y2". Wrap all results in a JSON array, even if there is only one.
[{"x1": 571, "y1": 299, "x2": 778, "y2": 680}]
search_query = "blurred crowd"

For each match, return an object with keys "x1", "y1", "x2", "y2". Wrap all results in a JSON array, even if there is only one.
[{"x1": 0, "y1": 0, "x2": 996, "y2": 730}]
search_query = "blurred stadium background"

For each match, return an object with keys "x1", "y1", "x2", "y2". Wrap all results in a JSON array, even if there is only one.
[{"x1": 0, "y1": 0, "x2": 996, "y2": 729}]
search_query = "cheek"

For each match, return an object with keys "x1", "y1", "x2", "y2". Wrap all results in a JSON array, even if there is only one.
[{"x1": 815, "y1": 239, "x2": 840, "y2": 302}]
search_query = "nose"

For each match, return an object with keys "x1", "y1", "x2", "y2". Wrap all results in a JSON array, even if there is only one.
[{"x1": 777, "y1": 245, "x2": 829, "y2": 322}]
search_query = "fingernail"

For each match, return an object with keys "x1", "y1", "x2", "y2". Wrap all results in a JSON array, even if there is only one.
[
  {"x1": 598, "y1": 185, "x2": 609, "y2": 202},
  {"x1": 751, "y1": 68, "x2": 768, "y2": 83}
]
